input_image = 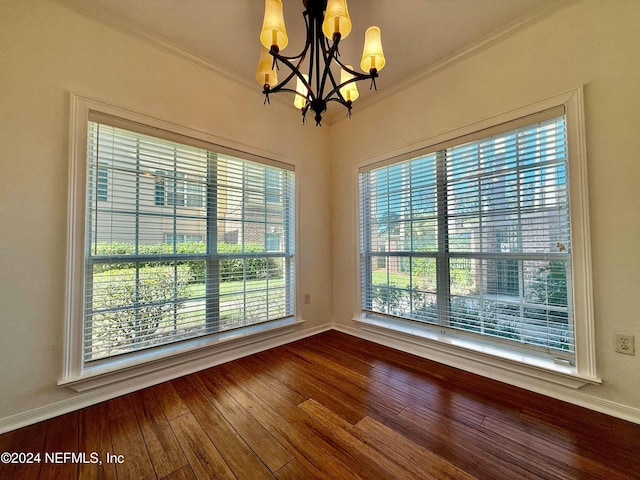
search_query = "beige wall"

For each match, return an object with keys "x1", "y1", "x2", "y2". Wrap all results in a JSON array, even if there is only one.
[
  {"x1": 331, "y1": 0, "x2": 640, "y2": 412},
  {"x1": 0, "y1": 0, "x2": 331, "y2": 421},
  {"x1": 2, "y1": 0, "x2": 640, "y2": 427}
]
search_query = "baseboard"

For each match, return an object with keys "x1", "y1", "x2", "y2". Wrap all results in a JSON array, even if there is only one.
[
  {"x1": 0, "y1": 322, "x2": 332, "y2": 435},
  {"x1": 334, "y1": 323, "x2": 640, "y2": 425},
  {"x1": 4, "y1": 321, "x2": 637, "y2": 435}
]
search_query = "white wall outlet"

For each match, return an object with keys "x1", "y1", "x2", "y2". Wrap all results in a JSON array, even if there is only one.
[
  {"x1": 304, "y1": 293, "x2": 311, "y2": 304},
  {"x1": 615, "y1": 333, "x2": 635, "y2": 355}
]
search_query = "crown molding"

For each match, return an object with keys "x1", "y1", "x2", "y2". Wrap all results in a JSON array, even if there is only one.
[
  {"x1": 54, "y1": 0, "x2": 576, "y2": 126},
  {"x1": 330, "y1": 0, "x2": 577, "y2": 124}
]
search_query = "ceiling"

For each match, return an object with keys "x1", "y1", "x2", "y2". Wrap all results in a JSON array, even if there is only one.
[{"x1": 55, "y1": 0, "x2": 566, "y2": 114}]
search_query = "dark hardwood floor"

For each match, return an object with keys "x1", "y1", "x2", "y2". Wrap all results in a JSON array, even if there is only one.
[{"x1": 1, "y1": 330, "x2": 639, "y2": 479}]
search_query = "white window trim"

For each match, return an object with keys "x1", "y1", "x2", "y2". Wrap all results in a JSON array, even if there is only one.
[
  {"x1": 62, "y1": 94, "x2": 301, "y2": 391},
  {"x1": 353, "y1": 87, "x2": 600, "y2": 388}
]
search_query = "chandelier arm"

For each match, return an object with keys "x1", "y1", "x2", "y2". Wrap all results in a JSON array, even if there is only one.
[
  {"x1": 322, "y1": 70, "x2": 378, "y2": 104},
  {"x1": 313, "y1": 11, "x2": 324, "y2": 96},
  {"x1": 325, "y1": 96, "x2": 350, "y2": 106},
  {"x1": 267, "y1": 87, "x2": 301, "y2": 96},
  {"x1": 331, "y1": 56, "x2": 362, "y2": 77},
  {"x1": 271, "y1": 7, "x2": 312, "y2": 62},
  {"x1": 308, "y1": 16, "x2": 317, "y2": 98},
  {"x1": 321, "y1": 62, "x2": 345, "y2": 104},
  {"x1": 327, "y1": 55, "x2": 357, "y2": 103},
  {"x1": 317, "y1": 33, "x2": 341, "y2": 103},
  {"x1": 266, "y1": 50, "x2": 316, "y2": 102},
  {"x1": 325, "y1": 96, "x2": 353, "y2": 120}
]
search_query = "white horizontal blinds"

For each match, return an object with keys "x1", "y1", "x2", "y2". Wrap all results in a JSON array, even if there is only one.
[
  {"x1": 85, "y1": 122, "x2": 209, "y2": 362},
  {"x1": 360, "y1": 114, "x2": 573, "y2": 358},
  {"x1": 446, "y1": 116, "x2": 573, "y2": 355},
  {"x1": 85, "y1": 122, "x2": 294, "y2": 362},
  {"x1": 215, "y1": 157, "x2": 295, "y2": 330},
  {"x1": 358, "y1": 106, "x2": 565, "y2": 174},
  {"x1": 359, "y1": 154, "x2": 439, "y2": 319}
]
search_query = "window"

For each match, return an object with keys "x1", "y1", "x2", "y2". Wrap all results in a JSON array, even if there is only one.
[
  {"x1": 77, "y1": 114, "x2": 295, "y2": 366},
  {"x1": 97, "y1": 165, "x2": 108, "y2": 201},
  {"x1": 266, "y1": 232, "x2": 281, "y2": 251},
  {"x1": 166, "y1": 172, "x2": 186, "y2": 207},
  {"x1": 154, "y1": 170, "x2": 205, "y2": 207},
  {"x1": 164, "y1": 234, "x2": 205, "y2": 244},
  {"x1": 154, "y1": 171, "x2": 164, "y2": 206},
  {"x1": 359, "y1": 105, "x2": 591, "y2": 370},
  {"x1": 266, "y1": 169, "x2": 281, "y2": 203}
]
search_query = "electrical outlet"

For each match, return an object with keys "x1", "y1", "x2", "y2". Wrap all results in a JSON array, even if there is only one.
[
  {"x1": 304, "y1": 293, "x2": 311, "y2": 304},
  {"x1": 615, "y1": 333, "x2": 635, "y2": 355}
]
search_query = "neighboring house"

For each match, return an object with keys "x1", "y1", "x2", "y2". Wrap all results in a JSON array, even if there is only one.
[{"x1": 90, "y1": 124, "x2": 286, "y2": 251}]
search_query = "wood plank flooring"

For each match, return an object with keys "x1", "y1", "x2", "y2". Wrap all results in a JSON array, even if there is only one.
[{"x1": 1, "y1": 330, "x2": 639, "y2": 479}]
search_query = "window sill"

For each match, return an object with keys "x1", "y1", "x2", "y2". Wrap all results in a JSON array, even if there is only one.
[
  {"x1": 59, "y1": 317, "x2": 303, "y2": 392},
  {"x1": 354, "y1": 315, "x2": 601, "y2": 389}
]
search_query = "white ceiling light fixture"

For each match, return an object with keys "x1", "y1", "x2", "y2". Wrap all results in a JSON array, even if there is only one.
[{"x1": 256, "y1": 0, "x2": 385, "y2": 125}]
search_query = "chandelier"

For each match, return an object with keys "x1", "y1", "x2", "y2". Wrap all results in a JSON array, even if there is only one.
[{"x1": 256, "y1": 0, "x2": 386, "y2": 126}]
